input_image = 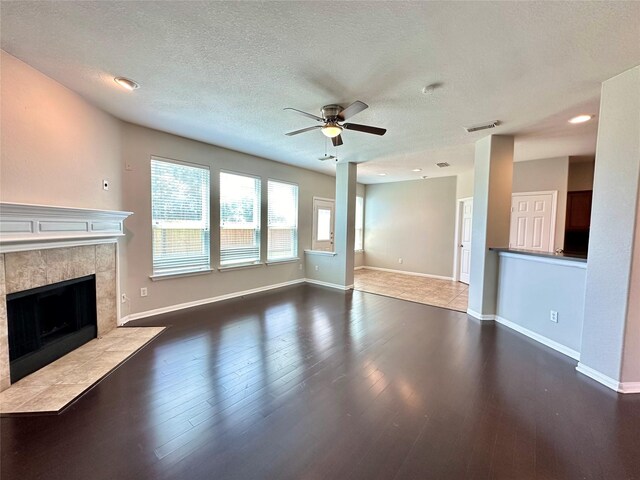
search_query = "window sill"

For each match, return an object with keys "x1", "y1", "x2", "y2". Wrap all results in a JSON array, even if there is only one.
[
  {"x1": 218, "y1": 262, "x2": 264, "y2": 271},
  {"x1": 266, "y1": 257, "x2": 300, "y2": 265},
  {"x1": 150, "y1": 268, "x2": 214, "y2": 281},
  {"x1": 355, "y1": 249, "x2": 364, "y2": 253},
  {"x1": 304, "y1": 249, "x2": 337, "y2": 256}
]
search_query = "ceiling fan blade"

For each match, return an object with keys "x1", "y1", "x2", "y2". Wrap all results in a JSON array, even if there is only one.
[
  {"x1": 343, "y1": 123, "x2": 386, "y2": 136},
  {"x1": 284, "y1": 107, "x2": 324, "y2": 122},
  {"x1": 285, "y1": 125, "x2": 322, "y2": 136},
  {"x1": 338, "y1": 101, "x2": 368, "y2": 120},
  {"x1": 332, "y1": 134, "x2": 343, "y2": 147}
]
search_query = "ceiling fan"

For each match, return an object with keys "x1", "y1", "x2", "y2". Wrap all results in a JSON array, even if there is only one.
[{"x1": 284, "y1": 101, "x2": 386, "y2": 147}]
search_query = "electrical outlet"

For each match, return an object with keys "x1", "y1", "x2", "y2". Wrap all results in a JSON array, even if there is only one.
[
  {"x1": 103, "y1": 179, "x2": 110, "y2": 191},
  {"x1": 315, "y1": 265, "x2": 319, "y2": 271},
  {"x1": 398, "y1": 258, "x2": 403, "y2": 264},
  {"x1": 140, "y1": 287, "x2": 148, "y2": 297},
  {"x1": 121, "y1": 293, "x2": 127, "y2": 303},
  {"x1": 298, "y1": 263, "x2": 303, "y2": 271},
  {"x1": 550, "y1": 310, "x2": 558, "y2": 323}
]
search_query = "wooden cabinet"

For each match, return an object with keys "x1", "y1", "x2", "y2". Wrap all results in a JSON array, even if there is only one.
[
  {"x1": 566, "y1": 190, "x2": 592, "y2": 231},
  {"x1": 564, "y1": 190, "x2": 592, "y2": 255}
]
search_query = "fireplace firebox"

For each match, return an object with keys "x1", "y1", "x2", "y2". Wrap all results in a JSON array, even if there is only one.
[{"x1": 7, "y1": 274, "x2": 97, "y2": 383}]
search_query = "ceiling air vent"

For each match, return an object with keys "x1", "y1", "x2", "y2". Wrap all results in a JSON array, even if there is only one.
[
  {"x1": 436, "y1": 162, "x2": 450, "y2": 168},
  {"x1": 464, "y1": 120, "x2": 500, "y2": 133}
]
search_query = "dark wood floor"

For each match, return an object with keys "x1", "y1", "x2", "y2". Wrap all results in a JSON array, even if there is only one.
[{"x1": 2, "y1": 285, "x2": 639, "y2": 480}]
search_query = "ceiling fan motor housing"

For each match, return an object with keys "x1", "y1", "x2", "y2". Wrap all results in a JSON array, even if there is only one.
[{"x1": 321, "y1": 104, "x2": 343, "y2": 120}]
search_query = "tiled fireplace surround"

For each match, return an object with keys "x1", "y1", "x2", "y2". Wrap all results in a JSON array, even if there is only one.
[{"x1": 0, "y1": 243, "x2": 118, "y2": 392}]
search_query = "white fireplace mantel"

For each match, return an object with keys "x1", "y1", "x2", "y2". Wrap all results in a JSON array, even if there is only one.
[{"x1": 0, "y1": 202, "x2": 133, "y2": 253}]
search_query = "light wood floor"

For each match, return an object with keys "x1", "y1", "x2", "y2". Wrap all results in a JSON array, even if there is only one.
[{"x1": 354, "y1": 268, "x2": 468, "y2": 312}]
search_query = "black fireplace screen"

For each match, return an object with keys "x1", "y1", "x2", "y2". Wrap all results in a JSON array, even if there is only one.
[{"x1": 7, "y1": 274, "x2": 97, "y2": 383}]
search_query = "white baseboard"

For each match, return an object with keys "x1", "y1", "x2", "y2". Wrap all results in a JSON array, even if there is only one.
[
  {"x1": 354, "y1": 266, "x2": 365, "y2": 271},
  {"x1": 466, "y1": 308, "x2": 495, "y2": 321},
  {"x1": 360, "y1": 266, "x2": 453, "y2": 281},
  {"x1": 620, "y1": 382, "x2": 640, "y2": 394},
  {"x1": 305, "y1": 278, "x2": 354, "y2": 290},
  {"x1": 495, "y1": 315, "x2": 580, "y2": 361},
  {"x1": 576, "y1": 363, "x2": 640, "y2": 394},
  {"x1": 120, "y1": 279, "x2": 306, "y2": 324}
]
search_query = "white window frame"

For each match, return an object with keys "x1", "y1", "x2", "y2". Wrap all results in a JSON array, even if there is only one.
[
  {"x1": 219, "y1": 170, "x2": 262, "y2": 268},
  {"x1": 150, "y1": 156, "x2": 211, "y2": 279},
  {"x1": 355, "y1": 195, "x2": 364, "y2": 252},
  {"x1": 267, "y1": 179, "x2": 299, "y2": 262}
]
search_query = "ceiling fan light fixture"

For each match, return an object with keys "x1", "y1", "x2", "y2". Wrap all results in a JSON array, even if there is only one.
[
  {"x1": 321, "y1": 124, "x2": 343, "y2": 138},
  {"x1": 114, "y1": 77, "x2": 139, "y2": 91},
  {"x1": 568, "y1": 114, "x2": 593, "y2": 124}
]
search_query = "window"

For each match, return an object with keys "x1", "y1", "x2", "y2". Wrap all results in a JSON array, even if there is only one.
[
  {"x1": 220, "y1": 172, "x2": 261, "y2": 266},
  {"x1": 355, "y1": 196, "x2": 364, "y2": 251},
  {"x1": 151, "y1": 157, "x2": 210, "y2": 276},
  {"x1": 267, "y1": 180, "x2": 298, "y2": 261}
]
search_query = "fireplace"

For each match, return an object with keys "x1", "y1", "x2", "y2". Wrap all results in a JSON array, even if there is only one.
[
  {"x1": 7, "y1": 274, "x2": 97, "y2": 383},
  {"x1": 0, "y1": 202, "x2": 132, "y2": 392}
]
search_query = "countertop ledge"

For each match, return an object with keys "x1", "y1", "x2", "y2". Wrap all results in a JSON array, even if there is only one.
[{"x1": 490, "y1": 247, "x2": 587, "y2": 263}]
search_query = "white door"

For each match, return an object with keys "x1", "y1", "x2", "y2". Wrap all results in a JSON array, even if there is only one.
[
  {"x1": 509, "y1": 192, "x2": 557, "y2": 252},
  {"x1": 459, "y1": 198, "x2": 473, "y2": 284},
  {"x1": 312, "y1": 198, "x2": 335, "y2": 251}
]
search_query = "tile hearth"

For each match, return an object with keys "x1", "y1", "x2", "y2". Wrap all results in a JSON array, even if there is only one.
[{"x1": 0, "y1": 326, "x2": 164, "y2": 414}]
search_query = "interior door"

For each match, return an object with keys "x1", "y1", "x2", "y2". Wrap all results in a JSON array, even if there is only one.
[
  {"x1": 459, "y1": 198, "x2": 473, "y2": 284},
  {"x1": 312, "y1": 198, "x2": 335, "y2": 251},
  {"x1": 509, "y1": 192, "x2": 556, "y2": 252}
]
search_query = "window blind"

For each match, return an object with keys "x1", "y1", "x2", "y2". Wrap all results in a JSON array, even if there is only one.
[
  {"x1": 220, "y1": 172, "x2": 261, "y2": 266},
  {"x1": 355, "y1": 196, "x2": 364, "y2": 251},
  {"x1": 151, "y1": 158, "x2": 210, "y2": 275},
  {"x1": 268, "y1": 180, "x2": 298, "y2": 261}
]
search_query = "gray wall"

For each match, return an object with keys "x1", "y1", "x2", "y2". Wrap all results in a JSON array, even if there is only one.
[
  {"x1": 512, "y1": 157, "x2": 569, "y2": 251},
  {"x1": 363, "y1": 176, "x2": 457, "y2": 278},
  {"x1": 456, "y1": 170, "x2": 475, "y2": 199},
  {"x1": 496, "y1": 254, "x2": 586, "y2": 354},
  {"x1": 580, "y1": 65, "x2": 640, "y2": 384},
  {"x1": 121, "y1": 123, "x2": 337, "y2": 316}
]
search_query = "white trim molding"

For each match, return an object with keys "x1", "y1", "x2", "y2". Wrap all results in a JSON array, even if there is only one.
[
  {"x1": 497, "y1": 251, "x2": 587, "y2": 269},
  {"x1": 466, "y1": 309, "x2": 495, "y2": 321},
  {"x1": 0, "y1": 202, "x2": 133, "y2": 252},
  {"x1": 304, "y1": 249, "x2": 337, "y2": 257},
  {"x1": 122, "y1": 279, "x2": 306, "y2": 323},
  {"x1": 576, "y1": 363, "x2": 640, "y2": 394},
  {"x1": 361, "y1": 266, "x2": 453, "y2": 281},
  {"x1": 495, "y1": 315, "x2": 580, "y2": 361},
  {"x1": 304, "y1": 278, "x2": 353, "y2": 290}
]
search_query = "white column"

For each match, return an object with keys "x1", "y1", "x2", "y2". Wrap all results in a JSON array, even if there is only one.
[
  {"x1": 333, "y1": 162, "x2": 357, "y2": 288},
  {"x1": 467, "y1": 135, "x2": 514, "y2": 320},
  {"x1": 578, "y1": 66, "x2": 640, "y2": 393}
]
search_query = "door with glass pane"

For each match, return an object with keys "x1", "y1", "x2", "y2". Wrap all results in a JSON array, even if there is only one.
[{"x1": 312, "y1": 198, "x2": 335, "y2": 251}]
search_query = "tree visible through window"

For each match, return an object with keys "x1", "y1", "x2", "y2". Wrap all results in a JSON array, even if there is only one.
[
  {"x1": 220, "y1": 172, "x2": 261, "y2": 266},
  {"x1": 151, "y1": 157, "x2": 210, "y2": 276}
]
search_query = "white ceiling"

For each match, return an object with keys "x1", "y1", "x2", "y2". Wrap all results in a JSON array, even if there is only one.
[{"x1": 2, "y1": 1, "x2": 639, "y2": 184}]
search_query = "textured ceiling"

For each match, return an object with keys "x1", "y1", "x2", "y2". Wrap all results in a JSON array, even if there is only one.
[{"x1": 2, "y1": 1, "x2": 639, "y2": 183}]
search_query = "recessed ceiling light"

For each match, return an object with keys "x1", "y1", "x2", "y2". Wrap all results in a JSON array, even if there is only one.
[
  {"x1": 378, "y1": 173, "x2": 387, "y2": 176},
  {"x1": 412, "y1": 168, "x2": 422, "y2": 172},
  {"x1": 568, "y1": 114, "x2": 593, "y2": 124},
  {"x1": 114, "y1": 77, "x2": 140, "y2": 91}
]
